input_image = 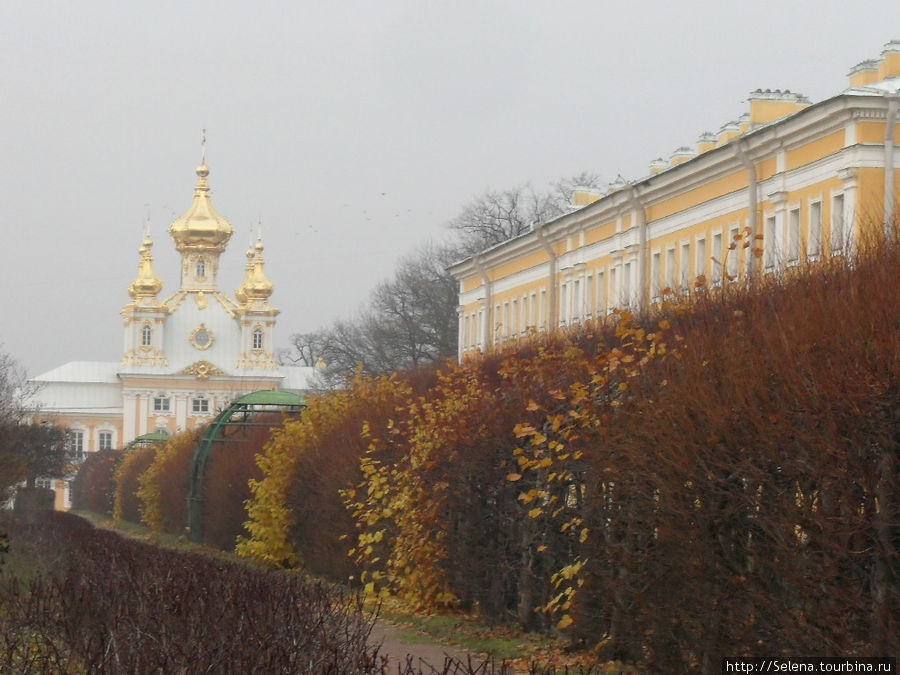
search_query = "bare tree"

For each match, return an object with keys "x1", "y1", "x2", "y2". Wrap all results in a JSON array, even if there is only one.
[
  {"x1": 448, "y1": 172, "x2": 605, "y2": 254},
  {"x1": 0, "y1": 348, "x2": 28, "y2": 427},
  {"x1": 448, "y1": 186, "x2": 551, "y2": 254},
  {"x1": 281, "y1": 242, "x2": 460, "y2": 387},
  {"x1": 280, "y1": 171, "x2": 604, "y2": 385},
  {"x1": 278, "y1": 332, "x2": 326, "y2": 368},
  {"x1": 547, "y1": 170, "x2": 605, "y2": 214},
  {"x1": 0, "y1": 348, "x2": 71, "y2": 491}
]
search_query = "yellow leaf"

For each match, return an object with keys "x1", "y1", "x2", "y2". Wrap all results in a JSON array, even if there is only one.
[
  {"x1": 528, "y1": 507, "x2": 543, "y2": 519},
  {"x1": 514, "y1": 424, "x2": 537, "y2": 438},
  {"x1": 526, "y1": 399, "x2": 541, "y2": 411},
  {"x1": 506, "y1": 472, "x2": 523, "y2": 482},
  {"x1": 557, "y1": 614, "x2": 574, "y2": 630},
  {"x1": 579, "y1": 527, "x2": 589, "y2": 543}
]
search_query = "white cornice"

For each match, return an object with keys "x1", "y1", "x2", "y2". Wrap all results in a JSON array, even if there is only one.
[{"x1": 450, "y1": 92, "x2": 895, "y2": 284}]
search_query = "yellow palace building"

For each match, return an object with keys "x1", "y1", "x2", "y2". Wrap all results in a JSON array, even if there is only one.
[
  {"x1": 450, "y1": 40, "x2": 900, "y2": 358},
  {"x1": 24, "y1": 160, "x2": 315, "y2": 507}
]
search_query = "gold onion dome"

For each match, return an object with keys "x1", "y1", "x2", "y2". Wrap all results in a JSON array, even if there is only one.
[
  {"x1": 168, "y1": 163, "x2": 233, "y2": 253},
  {"x1": 128, "y1": 237, "x2": 163, "y2": 299},
  {"x1": 239, "y1": 240, "x2": 274, "y2": 302},
  {"x1": 235, "y1": 246, "x2": 256, "y2": 304}
]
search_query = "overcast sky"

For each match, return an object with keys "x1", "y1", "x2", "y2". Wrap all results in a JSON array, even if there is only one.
[{"x1": 1, "y1": 1, "x2": 897, "y2": 376}]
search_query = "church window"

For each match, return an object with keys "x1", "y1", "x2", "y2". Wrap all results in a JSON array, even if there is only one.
[
  {"x1": 196, "y1": 259, "x2": 206, "y2": 278},
  {"x1": 252, "y1": 327, "x2": 264, "y2": 350},
  {"x1": 98, "y1": 432, "x2": 112, "y2": 450},
  {"x1": 192, "y1": 397, "x2": 210, "y2": 414},
  {"x1": 153, "y1": 396, "x2": 170, "y2": 412},
  {"x1": 141, "y1": 323, "x2": 152, "y2": 347}
]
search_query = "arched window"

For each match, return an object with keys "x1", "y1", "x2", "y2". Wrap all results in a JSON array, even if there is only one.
[
  {"x1": 196, "y1": 259, "x2": 206, "y2": 279},
  {"x1": 141, "y1": 323, "x2": 152, "y2": 347},
  {"x1": 252, "y1": 327, "x2": 264, "y2": 350}
]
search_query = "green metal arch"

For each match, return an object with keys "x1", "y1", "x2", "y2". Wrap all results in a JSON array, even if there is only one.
[
  {"x1": 187, "y1": 390, "x2": 305, "y2": 542},
  {"x1": 124, "y1": 431, "x2": 170, "y2": 452}
]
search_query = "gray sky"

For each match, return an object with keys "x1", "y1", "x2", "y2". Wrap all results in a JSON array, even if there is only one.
[{"x1": 1, "y1": 1, "x2": 896, "y2": 376}]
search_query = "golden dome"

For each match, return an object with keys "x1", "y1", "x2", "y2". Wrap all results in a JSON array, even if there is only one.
[
  {"x1": 237, "y1": 240, "x2": 274, "y2": 303},
  {"x1": 234, "y1": 246, "x2": 256, "y2": 304},
  {"x1": 168, "y1": 163, "x2": 233, "y2": 253},
  {"x1": 128, "y1": 237, "x2": 163, "y2": 300}
]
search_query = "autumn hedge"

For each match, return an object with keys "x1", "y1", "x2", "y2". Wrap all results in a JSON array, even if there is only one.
[{"x1": 241, "y1": 240, "x2": 898, "y2": 671}]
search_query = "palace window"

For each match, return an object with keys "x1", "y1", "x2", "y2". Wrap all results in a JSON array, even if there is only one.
[
  {"x1": 764, "y1": 215, "x2": 777, "y2": 271},
  {"x1": 651, "y1": 251, "x2": 661, "y2": 301},
  {"x1": 666, "y1": 247, "x2": 676, "y2": 291},
  {"x1": 36, "y1": 478, "x2": 52, "y2": 490},
  {"x1": 696, "y1": 237, "x2": 707, "y2": 279},
  {"x1": 512, "y1": 299, "x2": 519, "y2": 335},
  {"x1": 69, "y1": 431, "x2": 84, "y2": 461},
  {"x1": 98, "y1": 432, "x2": 112, "y2": 451},
  {"x1": 192, "y1": 397, "x2": 210, "y2": 414},
  {"x1": 573, "y1": 279, "x2": 581, "y2": 322},
  {"x1": 808, "y1": 200, "x2": 822, "y2": 259},
  {"x1": 252, "y1": 327, "x2": 264, "y2": 350},
  {"x1": 596, "y1": 271, "x2": 605, "y2": 315},
  {"x1": 141, "y1": 323, "x2": 152, "y2": 347},
  {"x1": 712, "y1": 232, "x2": 723, "y2": 283},
  {"x1": 727, "y1": 226, "x2": 740, "y2": 278},
  {"x1": 831, "y1": 193, "x2": 845, "y2": 253},
  {"x1": 153, "y1": 395, "x2": 170, "y2": 412},
  {"x1": 559, "y1": 284, "x2": 568, "y2": 324},
  {"x1": 196, "y1": 259, "x2": 206, "y2": 279},
  {"x1": 609, "y1": 267, "x2": 617, "y2": 308},
  {"x1": 623, "y1": 262, "x2": 632, "y2": 306},
  {"x1": 788, "y1": 207, "x2": 801, "y2": 264},
  {"x1": 584, "y1": 277, "x2": 593, "y2": 319}
]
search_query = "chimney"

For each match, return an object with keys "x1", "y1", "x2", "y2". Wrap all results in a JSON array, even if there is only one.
[
  {"x1": 571, "y1": 187, "x2": 604, "y2": 207},
  {"x1": 748, "y1": 89, "x2": 811, "y2": 126},
  {"x1": 717, "y1": 120, "x2": 741, "y2": 146},
  {"x1": 649, "y1": 157, "x2": 669, "y2": 174},
  {"x1": 669, "y1": 146, "x2": 697, "y2": 166},
  {"x1": 849, "y1": 59, "x2": 881, "y2": 88},
  {"x1": 878, "y1": 39, "x2": 900, "y2": 80},
  {"x1": 697, "y1": 132, "x2": 717, "y2": 154},
  {"x1": 737, "y1": 112, "x2": 752, "y2": 134}
]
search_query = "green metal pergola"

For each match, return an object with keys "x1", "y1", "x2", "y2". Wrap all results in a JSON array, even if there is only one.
[
  {"x1": 123, "y1": 431, "x2": 171, "y2": 452},
  {"x1": 186, "y1": 390, "x2": 305, "y2": 542}
]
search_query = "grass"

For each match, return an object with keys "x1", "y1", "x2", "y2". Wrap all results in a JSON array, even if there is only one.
[
  {"x1": 387, "y1": 612, "x2": 528, "y2": 659},
  {"x1": 375, "y1": 599, "x2": 604, "y2": 669},
  {"x1": 0, "y1": 511, "x2": 54, "y2": 583}
]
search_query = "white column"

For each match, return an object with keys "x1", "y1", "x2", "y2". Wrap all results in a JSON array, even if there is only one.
[
  {"x1": 138, "y1": 391, "x2": 151, "y2": 437},
  {"x1": 123, "y1": 392, "x2": 137, "y2": 444},
  {"x1": 175, "y1": 393, "x2": 188, "y2": 432}
]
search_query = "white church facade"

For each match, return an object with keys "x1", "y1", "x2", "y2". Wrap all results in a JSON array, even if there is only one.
[{"x1": 26, "y1": 161, "x2": 314, "y2": 468}]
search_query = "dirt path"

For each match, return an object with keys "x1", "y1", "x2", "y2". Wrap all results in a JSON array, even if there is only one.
[{"x1": 369, "y1": 619, "x2": 487, "y2": 671}]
